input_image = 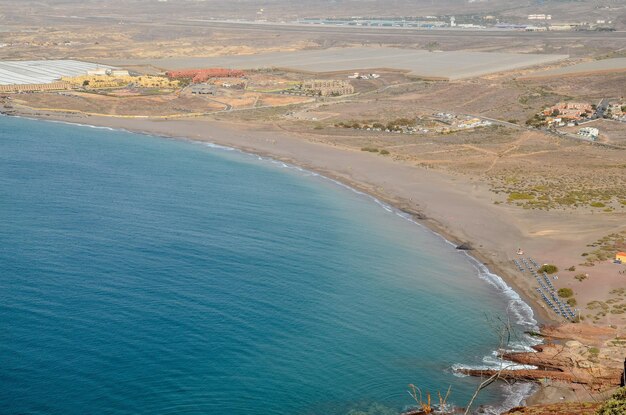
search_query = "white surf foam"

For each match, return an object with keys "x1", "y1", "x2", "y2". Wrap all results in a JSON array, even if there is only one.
[
  {"x1": 204, "y1": 142, "x2": 235, "y2": 151},
  {"x1": 193, "y1": 134, "x2": 541, "y2": 334},
  {"x1": 10, "y1": 116, "x2": 541, "y2": 412},
  {"x1": 479, "y1": 382, "x2": 538, "y2": 415},
  {"x1": 464, "y1": 254, "x2": 538, "y2": 330},
  {"x1": 243, "y1": 148, "x2": 542, "y2": 412}
]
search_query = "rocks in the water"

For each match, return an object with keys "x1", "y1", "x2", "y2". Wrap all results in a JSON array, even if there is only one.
[{"x1": 456, "y1": 242, "x2": 473, "y2": 250}]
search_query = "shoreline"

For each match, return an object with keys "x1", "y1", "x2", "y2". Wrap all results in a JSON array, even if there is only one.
[
  {"x1": 5, "y1": 110, "x2": 556, "y2": 325},
  {"x1": 4, "y1": 110, "x2": 617, "y2": 410},
  {"x1": 4, "y1": 114, "x2": 549, "y2": 333}
]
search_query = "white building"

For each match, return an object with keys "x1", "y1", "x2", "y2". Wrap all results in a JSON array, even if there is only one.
[
  {"x1": 528, "y1": 14, "x2": 552, "y2": 20},
  {"x1": 86, "y1": 68, "x2": 129, "y2": 77},
  {"x1": 86, "y1": 68, "x2": 109, "y2": 76},
  {"x1": 110, "y1": 70, "x2": 130, "y2": 77},
  {"x1": 578, "y1": 127, "x2": 599, "y2": 140},
  {"x1": 457, "y1": 24, "x2": 486, "y2": 29}
]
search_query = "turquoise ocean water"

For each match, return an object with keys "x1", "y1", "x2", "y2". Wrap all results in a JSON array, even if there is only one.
[{"x1": 0, "y1": 116, "x2": 537, "y2": 414}]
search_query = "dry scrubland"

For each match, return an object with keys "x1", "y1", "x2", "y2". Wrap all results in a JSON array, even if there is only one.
[
  {"x1": 11, "y1": 91, "x2": 224, "y2": 116},
  {"x1": 207, "y1": 68, "x2": 626, "y2": 332},
  {"x1": 523, "y1": 58, "x2": 626, "y2": 78},
  {"x1": 560, "y1": 119, "x2": 626, "y2": 147},
  {"x1": 283, "y1": 121, "x2": 626, "y2": 212},
  {"x1": 10, "y1": 91, "x2": 310, "y2": 115},
  {"x1": 2, "y1": 1, "x2": 626, "y2": 62},
  {"x1": 2, "y1": 23, "x2": 622, "y2": 62},
  {"x1": 226, "y1": 70, "x2": 626, "y2": 212},
  {"x1": 8, "y1": 70, "x2": 314, "y2": 116}
]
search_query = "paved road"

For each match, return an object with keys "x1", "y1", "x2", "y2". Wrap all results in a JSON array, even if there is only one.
[{"x1": 594, "y1": 98, "x2": 611, "y2": 119}]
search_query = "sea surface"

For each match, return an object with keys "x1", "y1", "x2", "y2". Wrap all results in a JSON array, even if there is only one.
[{"x1": 0, "y1": 116, "x2": 536, "y2": 415}]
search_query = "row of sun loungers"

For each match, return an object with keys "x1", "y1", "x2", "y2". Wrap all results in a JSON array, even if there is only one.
[
  {"x1": 535, "y1": 286, "x2": 576, "y2": 321},
  {"x1": 512, "y1": 257, "x2": 539, "y2": 273},
  {"x1": 514, "y1": 257, "x2": 575, "y2": 321},
  {"x1": 542, "y1": 272, "x2": 555, "y2": 291}
]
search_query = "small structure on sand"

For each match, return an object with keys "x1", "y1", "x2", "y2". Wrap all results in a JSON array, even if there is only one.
[
  {"x1": 190, "y1": 84, "x2": 216, "y2": 95},
  {"x1": 578, "y1": 127, "x2": 599, "y2": 140}
]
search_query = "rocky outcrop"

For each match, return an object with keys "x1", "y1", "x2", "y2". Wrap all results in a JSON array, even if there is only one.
[
  {"x1": 459, "y1": 324, "x2": 624, "y2": 391},
  {"x1": 455, "y1": 242, "x2": 473, "y2": 250},
  {"x1": 458, "y1": 368, "x2": 577, "y2": 383},
  {"x1": 503, "y1": 402, "x2": 601, "y2": 415}
]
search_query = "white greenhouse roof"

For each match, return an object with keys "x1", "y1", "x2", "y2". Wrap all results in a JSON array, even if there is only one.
[{"x1": 0, "y1": 60, "x2": 114, "y2": 85}]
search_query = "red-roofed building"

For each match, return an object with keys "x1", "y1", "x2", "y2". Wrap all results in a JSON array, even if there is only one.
[
  {"x1": 166, "y1": 68, "x2": 245, "y2": 83},
  {"x1": 543, "y1": 102, "x2": 593, "y2": 121}
]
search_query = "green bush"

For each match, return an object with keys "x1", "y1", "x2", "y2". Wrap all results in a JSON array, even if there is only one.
[
  {"x1": 598, "y1": 387, "x2": 626, "y2": 415},
  {"x1": 391, "y1": 117, "x2": 415, "y2": 126},
  {"x1": 591, "y1": 202, "x2": 606, "y2": 208},
  {"x1": 567, "y1": 297, "x2": 577, "y2": 306},
  {"x1": 379, "y1": 149, "x2": 389, "y2": 155},
  {"x1": 361, "y1": 147, "x2": 379, "y2": 153},
  {"x1": 575, "y1": 273, "x2": 588, "y2": 282},
  {"x1": 558, "y1": 288, "x2": 574, "y2": 298},
  {"x1": 567, "y1": 266, "x2": 576, "y2": 271},
  {"x1": 539, "y1": 264, "x2": 559, "y2": 274},
  {"x1": 508, "y1": 192, "x2": 535, "y2": 201}
]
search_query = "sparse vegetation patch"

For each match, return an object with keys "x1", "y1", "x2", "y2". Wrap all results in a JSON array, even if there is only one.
[{"x1": 539, "y1": 264, "x2": 558, "y2": 274}]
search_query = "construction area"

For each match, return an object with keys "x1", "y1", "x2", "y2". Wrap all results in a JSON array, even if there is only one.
[
  {"x1": 105, "y1": 47, "x2": 569, "y2": 80},
  {"x1": 290, "y1": 80, "x2": 355, "y2": 96}
]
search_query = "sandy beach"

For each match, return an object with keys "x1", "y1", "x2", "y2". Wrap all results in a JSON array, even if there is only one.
[
  {"x1": 5, "y1": 110, "x2": 625, "y2": 407},
  {"x1": 11, "y1": 112, "x2": 624, "y2": 325}
]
